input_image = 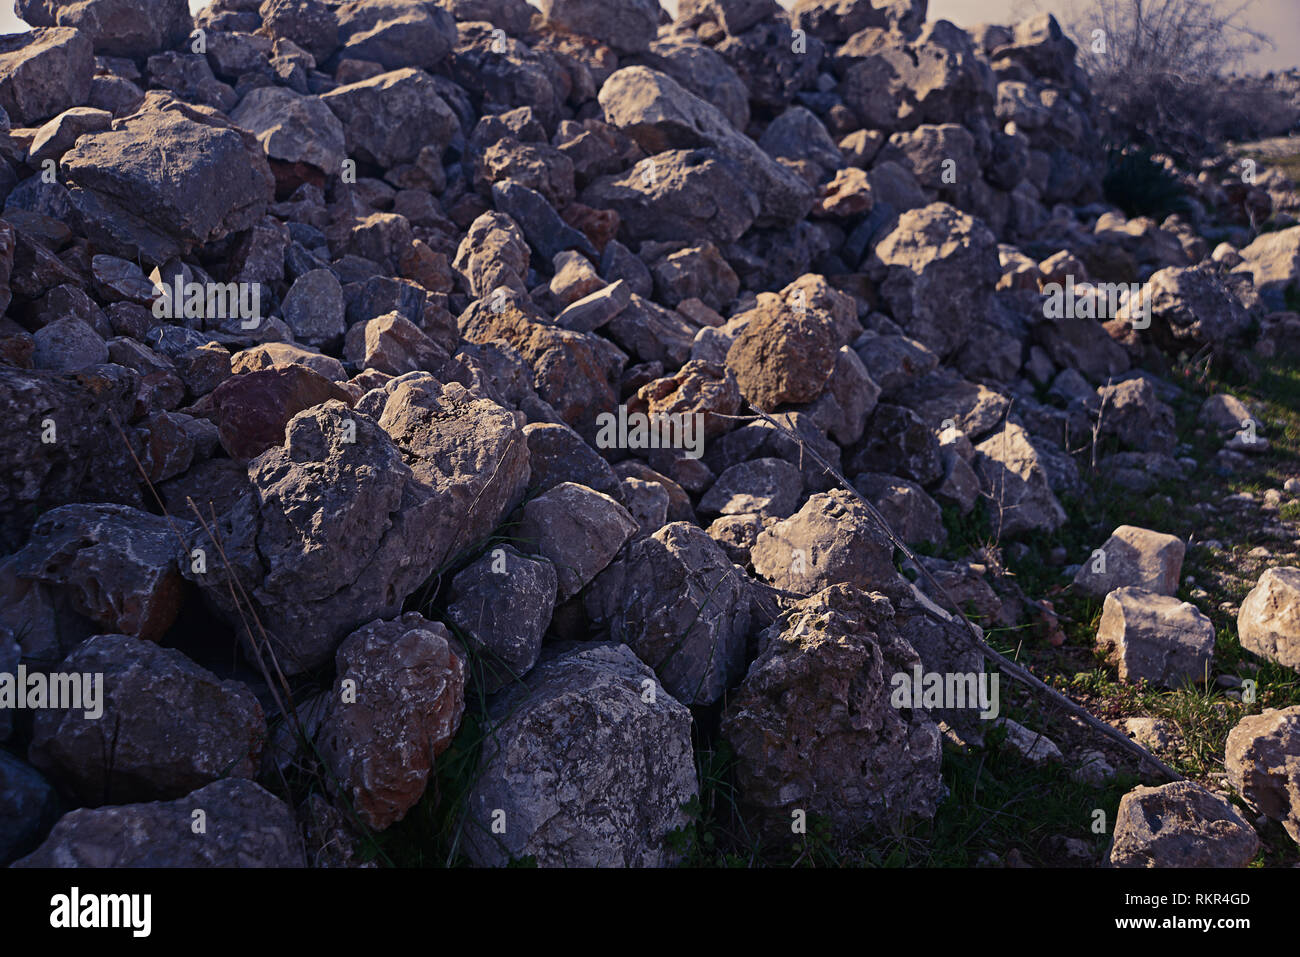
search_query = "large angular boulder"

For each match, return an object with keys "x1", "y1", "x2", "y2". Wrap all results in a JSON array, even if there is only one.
[
  {"x1": 1108, "y1": 782, "x2": 1258, "y2": 868},
  {"x1": 1238, "y1": 567, "x2": 1300, "y2": 673},
  {"x1": 334, "y1": 0, "x2": 458, "y2": 70},
  {"x1": 1096, "y1": 378, "x2": 1178, "y2": 454},
  {"x1": 185, "y1": 381, "x2": 528, "y2": 675},
  {"x1": 537, "y1": 0, "x2": 660, "y2": 54},
  {"x1": 1232, "y1": 226, "x2": 1300, "y2": 310},
  {"x1": 463, "y1": 643, "x2": 698, "y2": 867},
  {"x1": 62, "y1": 93, "x2": 275, "y2": 264},
  {"x1": 750, "y1": 489, "x2": 900, "y2": 595},
  {"x1": 1095, "y1": 587, "x2": 1215, "y2": 688},
  {"x1": 725, "y1": 285, "x2": 841, "y2": 410},
  {"x1": 28, "y1": 634, "x2": 265, "y2": 805},
  {"x1": 522, "y1": 421, "x2": 622, "y2": 499},
  {"x1": 13, "y1": 778, "x2": 307, "y2": 867},
  {"x1": 1072, "y1": 525, "x2": 1185, "y2": 599},
  {"x1": 0, "y1": 27, "x2": 94, "y2": 125},
  {"x1": 840, "y1": 23, "x2": 996, "y2": 133},
  {"x1": 585, "y1": 522, "x2": 752, "y2": 706},
  {"x1": 991, "y1": 13, "x2": 1078, "y2": 82},
  {"x1": 458, "y1": 293, "x2": 626, "y2": 442},
  {"x1": 344, "y1": 313, "x2": 448, "y2": 376},
  {"x1": 1133, "y1": 264, "x2": 1252, "y2": 344},
  {"x1": 713, "y1": 18, "x2": 824, "y2": 113},
  {"x1": 446, "y1": 545, "x2": 557, "y2": 693},
  {"x1": 869, "y1": 203, "x2": 1000, "y2": 358},
  {"x1": 278, "y1": 271, "x2": 347, "y2": 348},
  {"x1": 700, "y1": 458, "x2": 803, "y2": 520},
  {"x1": 581, "y1": 149, "x2": 760, "y2": 245},
  {"x1": 17, "y1": 0, "x2": 192, "y2": 58},
  {"x1": 1032, "y1": 313, "x2": 1131, "y2": 383},
  {"x1": 972, "y1": 423, "x2": 1066, "y2": 538},
  {"x1": 1225, "y1": 706, "x2": 1300, "y2": 844},
  {"x1": 317, "y1": 614, "x2": 466, "y2": 830},
  {"x1": 452, "y1": 211, "x2": 530, "y2": 297},
  {"x1": 31, "y1": 317, "x2": 107, "y2": 372},
  {"x1": 849, "y1": 402, "x2": 943, "y2": 486},
  {"x1": 322, "y1": 68, "x2": 460, "y2": 169},
  {"x1": 855, "y1": 472, "x2": 947, "y2": 549},
  {"x1": 230, "y1": 86, "x2": 347, "y2": 173},
  {"x1": 722, "y1": 584, "x2": 945, "y2": 837},
  {"x1": 645, "y1": 35, "x2": 751, "y2": 131},
  {"x1": 518, "y1": 482, "x2": 637, "y2": 601},
  {"x1": 598, "y1": 66, "x2": 815, "y2": 227},
  {"x1": 0, "y1": 365, "x2": 142, "y2": 554},
  {"x1": 1, "y1": 504, "x2": 189, "y2": 644}
]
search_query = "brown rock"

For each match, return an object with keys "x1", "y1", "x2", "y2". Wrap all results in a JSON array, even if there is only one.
[
  {"x1": 317, "y1": 613, "x2": 466, "y2": 830},
  {"x1": 197, "y1": 362, "x2": 355, "y2": 464}
]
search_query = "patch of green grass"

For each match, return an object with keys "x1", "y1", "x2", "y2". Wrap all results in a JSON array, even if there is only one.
[
  {"x1": 1238, "y1": 148, "x2": 1300, "y2": 187},
  {"x1": 365, "y1": 349, "x2": 1300, "y2": 869}
]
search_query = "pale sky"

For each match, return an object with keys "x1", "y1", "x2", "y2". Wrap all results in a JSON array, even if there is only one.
[{"x1": 2, "y1": 0, "x2": 1296, "y2": 72}]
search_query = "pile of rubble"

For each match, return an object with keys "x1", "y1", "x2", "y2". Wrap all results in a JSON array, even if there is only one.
[{"x1": 1, "y1": 0, "x2": 1299, "y2": 868}]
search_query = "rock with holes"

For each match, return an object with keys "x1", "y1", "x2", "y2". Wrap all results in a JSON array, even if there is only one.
[
  {"x1": 317, "y1": 613, "x2": 466, "y2": 831},
  {"x1": 722, "y1": 584, "x2": 945, "y2": 838}
]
